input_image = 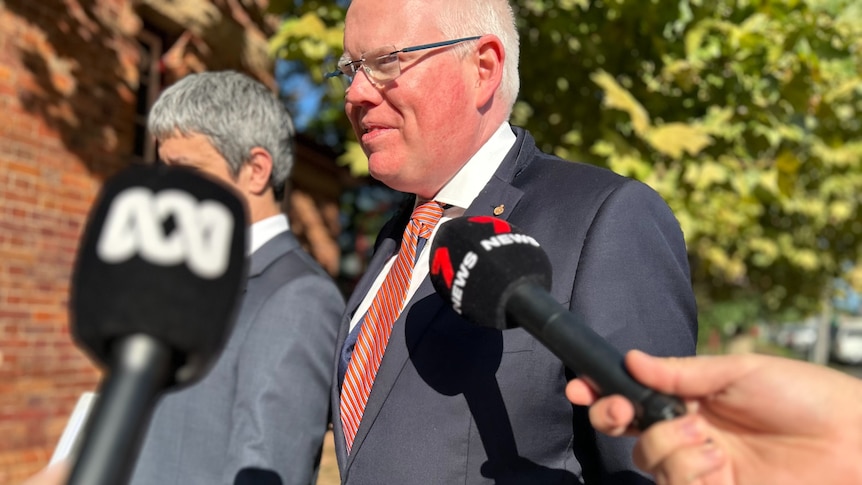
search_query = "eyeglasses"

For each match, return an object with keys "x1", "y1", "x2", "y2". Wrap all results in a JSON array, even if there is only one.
[{"x1": 325, "y1": 36, "x2": 482, "y2": 87}]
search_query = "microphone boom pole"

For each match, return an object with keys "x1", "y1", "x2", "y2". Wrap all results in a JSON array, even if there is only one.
[
  {"x1": 66, "y1": 164, "x2": 248, "y2": 485},
  {"x1": 68, "y1": 335, "x2": 172, "y2": 485}
]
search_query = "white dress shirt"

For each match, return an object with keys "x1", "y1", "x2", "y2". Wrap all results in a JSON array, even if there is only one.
[{"x1": 248, "y1": 214, "x2": 290, "y2": 256}]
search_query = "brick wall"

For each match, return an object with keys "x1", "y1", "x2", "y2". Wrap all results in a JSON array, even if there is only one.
[
  {"x1": 0, "y1": 0, "x2": 143, "y2": 481},
  {"x1": 0, "y1": 1, "x2": 346, "y2": 482}
]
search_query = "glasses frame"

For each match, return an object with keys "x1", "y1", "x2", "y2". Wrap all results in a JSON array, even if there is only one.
[{"x1": 325, "y1": 36, "x2": 483, "y2": 86}]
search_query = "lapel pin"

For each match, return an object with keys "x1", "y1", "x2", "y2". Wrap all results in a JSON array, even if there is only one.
[{"x1": 493, "y1": 204, "x2": 505, "y2": 216}]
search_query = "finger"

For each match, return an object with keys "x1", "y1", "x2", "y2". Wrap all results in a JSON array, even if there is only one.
[
  {"x1": 633, "y1": 414, "x2": 712, "y2": 472},
  {"x1": 565, "y1": 378, "x2": 600, "y2": 405},
  {"x1": 625, "y1": 350, "x2": 758, "y2": 397},
  {"x1": 587, "y1": 395, "x2": 636, "y2": 436},
  {"x1": 649, "y1": 441, "x2": 727, "y2": 485}
]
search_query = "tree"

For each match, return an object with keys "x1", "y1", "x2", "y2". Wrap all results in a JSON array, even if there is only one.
[
  {"x1": 268, "y1": 0, "x2": 862, "y2": 337},
  {"x1": 267, "y1": 0, "x2": 362, "y2": 172}
]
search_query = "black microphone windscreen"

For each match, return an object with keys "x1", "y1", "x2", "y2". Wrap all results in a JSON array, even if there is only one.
[
  {"x1": 69, "y1": 164, "x2": 247, "y2": 387},
  {"x1": 429, "y1": 216, "x2": 551, "y2": 330}
]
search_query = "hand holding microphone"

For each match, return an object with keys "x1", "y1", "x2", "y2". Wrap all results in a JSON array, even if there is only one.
[
  {"x1": 66, "y1": 164, "x2": 247, "y2": 485},
  {"x1": 568, "y1": 349, "x2": 862, "y2": 484},
  {"x1": 428, "y1": 216, "x2": 685, "y2": 430}
]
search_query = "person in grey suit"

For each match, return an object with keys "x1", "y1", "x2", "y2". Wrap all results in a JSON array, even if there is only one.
[
  {"x1": 327, "y1": 0, "x2": 698, "y2": 483},
  {"x1": 129, "y1": 71, "x2": 344, "y2": 485}
]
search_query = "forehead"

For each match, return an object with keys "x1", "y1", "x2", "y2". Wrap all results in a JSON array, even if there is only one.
[{"x1": 344, "y1": 0, "x2": 440, "y2": 52}]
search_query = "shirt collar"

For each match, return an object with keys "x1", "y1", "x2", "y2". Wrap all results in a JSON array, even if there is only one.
[
  {"x1": 248, "y1": 214, "x2": 289, "y2": 255},
  {"x1": 430, "y1": 122, "x2": 516, "y2": 211}
]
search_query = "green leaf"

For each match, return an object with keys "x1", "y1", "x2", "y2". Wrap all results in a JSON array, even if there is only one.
[
  {"x1": 337, "y1": 141, "x2": 369, "y2": 177},
  {"x1": 590, "y1": 70, "x2": 651, "y2": 136},
  {"x1": 646, "y1": 123, "x2": 713, "y2": 159}
]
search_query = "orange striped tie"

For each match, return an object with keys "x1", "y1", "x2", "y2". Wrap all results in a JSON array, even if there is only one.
[{"x1": 340, "y1": 201, "x2": 444, "y2": 453}]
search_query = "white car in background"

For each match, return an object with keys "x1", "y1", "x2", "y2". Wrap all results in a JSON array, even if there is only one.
[
  {"x1": 831, "y1": 322, "x2": 862, "y2": 365},
  {"x1": 775, "y1": 323, "x2": 818, "y2": 354}
]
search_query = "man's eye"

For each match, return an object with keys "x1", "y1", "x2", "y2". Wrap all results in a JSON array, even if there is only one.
[{"x1": 378, "y1": 54, "x2": 398, "y2": 66}]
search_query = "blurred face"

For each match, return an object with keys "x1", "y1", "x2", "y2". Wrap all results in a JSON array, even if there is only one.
[
  {"x1": 343, "y1": 0, "x2": 486, "y2": 199},
  {"x1": 157, "y1": 133, "x2": 250, "y2": 195}
]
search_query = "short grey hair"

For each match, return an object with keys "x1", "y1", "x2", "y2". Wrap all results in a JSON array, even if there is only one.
[
  {"x1": 436, "y1": 0, "x2": 520, "y2": 116},
  {"x1": 148, "y1": 70, "x2": 296, "y2": 200}
]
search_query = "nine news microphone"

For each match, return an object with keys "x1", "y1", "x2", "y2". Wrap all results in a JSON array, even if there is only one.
[
  {"x1": 429, "y1": 216, "x2": 685, "y2": 430},
  {"x1": 67, "y1": 164, "x2": 247, "y2": 485}
]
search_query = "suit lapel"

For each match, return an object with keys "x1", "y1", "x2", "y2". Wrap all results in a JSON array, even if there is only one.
[
  {"x1": 334, "y1": 237, "x2": 399, "y2": 470},
  {"x1": 464, "y1": 174, "x2": 523, "y2": 220},
  {"x1": 342, "y1": 276, "x2": 439, "y2": 470},
  {"x1": 465, "y1": 125, "x2": 530, "y2": 219},
  {"x1": 247, "y1": 232, "x2": 300, "y2": 281}
]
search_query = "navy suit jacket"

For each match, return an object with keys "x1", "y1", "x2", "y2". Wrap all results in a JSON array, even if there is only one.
[{"x1": 332, "y1": 127, "x2": 698, "y2": 484}]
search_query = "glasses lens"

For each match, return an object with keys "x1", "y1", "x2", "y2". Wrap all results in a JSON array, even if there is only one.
[
  {"x1": 365, "y1": 47, "x2": 399, "y2": 85},
  {"x1": 342, "y1": 61, "x2": 360, "y2": 83}
]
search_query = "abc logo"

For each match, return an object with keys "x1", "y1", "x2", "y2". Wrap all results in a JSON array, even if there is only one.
[{"x1": 96, "y1": 187, "x2": 235, "y2": 279}]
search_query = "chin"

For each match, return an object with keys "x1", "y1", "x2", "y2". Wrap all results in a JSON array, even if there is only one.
[
  {"x1": 368, "y1": 156, "x2": 402, "y2": 182},
  {"x1": 368, "y1": 171, "x2": 402, "y2": 191},
  {"x1": 369, "y1": 172, "x2": 414, "y2": 194}
]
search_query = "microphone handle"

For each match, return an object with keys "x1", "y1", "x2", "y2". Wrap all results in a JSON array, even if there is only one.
[
  {"x1": 505, "y1": 283, "x2": 686, "y2": 430},
  {"x1": 68, "y1": 334, "x2": 173, "y2": 485}
]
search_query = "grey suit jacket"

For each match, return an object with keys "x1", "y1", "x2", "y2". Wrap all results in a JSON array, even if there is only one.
[
  {"x1": 332, "y1": 127, "x2": 698, "y2": 484},
  {"x1": 131, "y1": 231, "x2": 344, "y2": 485}
]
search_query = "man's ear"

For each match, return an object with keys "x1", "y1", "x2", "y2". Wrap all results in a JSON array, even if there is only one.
[
  {"x1": 474, "y1": 35, "x2": 504, "y2": 109},
  {"x1": 245, "y1": 147, "x2": 273, "y2": 195}
]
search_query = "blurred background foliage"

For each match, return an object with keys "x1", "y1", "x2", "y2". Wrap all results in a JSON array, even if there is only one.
[{"x1": 267, "y1": 0, "x2": 862, "y2": 341}]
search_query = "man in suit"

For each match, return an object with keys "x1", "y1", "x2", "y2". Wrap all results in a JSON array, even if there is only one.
[
  {"x1": 328, "y1": 0, "x2": 698, "y2": 483},
  {"x1": 129, "y1": 71, "x2": 344, "y2": 485}
]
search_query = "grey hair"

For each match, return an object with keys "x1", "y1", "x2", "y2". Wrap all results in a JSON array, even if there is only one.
[
  {"x1": 148, "y1": 70, "x2": 295, "y2": 200},
  {"x1": 436, "y1": 0, "x2": 520, "y2": 116}
]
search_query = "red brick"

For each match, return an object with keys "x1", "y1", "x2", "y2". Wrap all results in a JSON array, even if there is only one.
[
  {"x1": 3, "y1": 160, "x2": 41, "y2": 177},
  {"x1": 0, "y1": 0, "x2": 332, "y2": 475}
]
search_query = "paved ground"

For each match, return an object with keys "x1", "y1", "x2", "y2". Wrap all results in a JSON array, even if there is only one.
[{"x1": 315, "y1": 431, "x2": 339, "y2": 485}]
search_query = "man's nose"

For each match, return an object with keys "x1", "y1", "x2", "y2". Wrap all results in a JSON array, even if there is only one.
[{"x1": 345, "y1": 68, "x2": 381, "y2": 105}]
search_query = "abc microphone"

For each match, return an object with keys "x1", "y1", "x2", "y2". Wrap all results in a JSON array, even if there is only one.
[
  {"x1": 67, "y1": 164, "x2": 247, "y2": 485},
  {"x1": 429, "y1": 216, "x2": 685, "y2": 430}
]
